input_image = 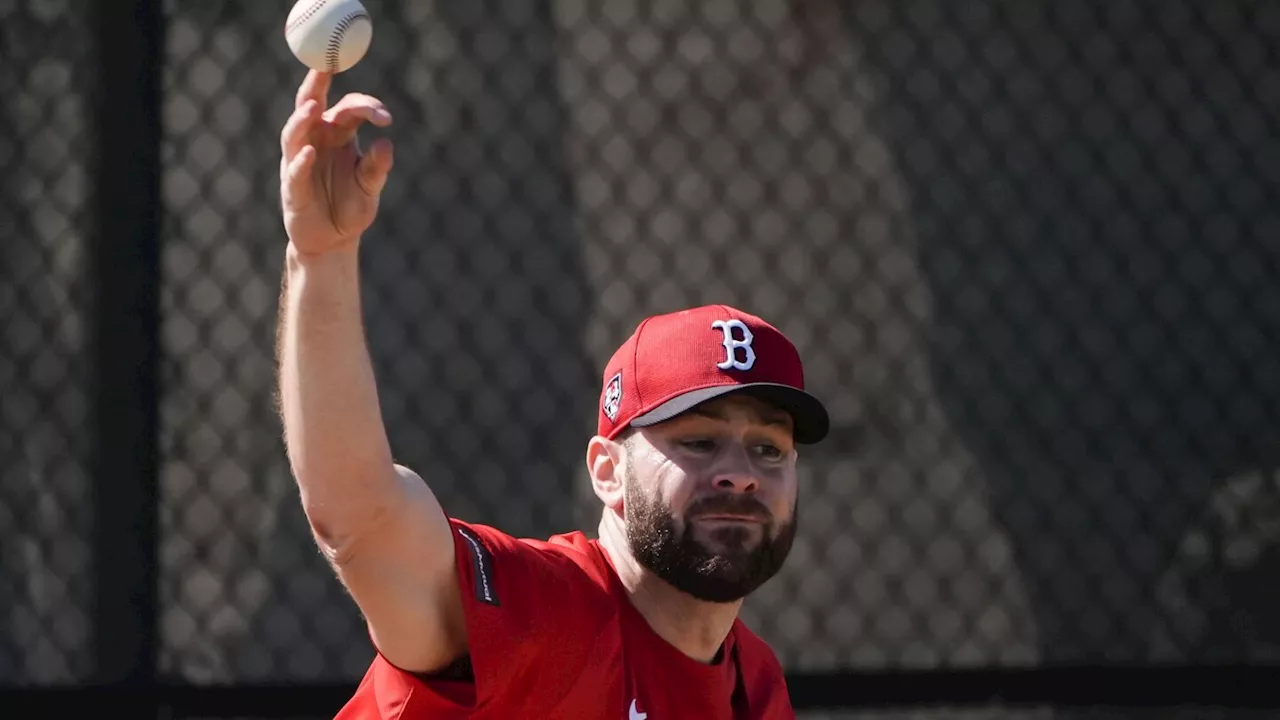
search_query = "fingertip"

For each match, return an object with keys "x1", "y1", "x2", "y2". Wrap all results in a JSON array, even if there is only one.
[
  {"x1": 378, "y1": 146, "x2": 395, "y2": 182},
  {"x1": 307, "y1": 69, "x2": 334, "y2": 86},
  {"x1": 296, "y1": 69, "x2": 333, "y2": 109},
  {"x1": 372, "y1": 138, "x2": 394, "y2": 166},
  {"x1": 357, "y1": 141, "x2": 394, "y2": 195}
]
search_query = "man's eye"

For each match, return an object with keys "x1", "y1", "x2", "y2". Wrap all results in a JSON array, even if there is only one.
[
  {"x1": 754, "y1": 444, "x2": 784, "y2": 461},
  {"x1": 681, "y1": 439, "x2": 716, "y2": 453}
]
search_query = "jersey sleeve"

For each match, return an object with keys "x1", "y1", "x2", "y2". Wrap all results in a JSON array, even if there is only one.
[{"x1": 334, "y1": 518, "x2": 610, "y2": 718}]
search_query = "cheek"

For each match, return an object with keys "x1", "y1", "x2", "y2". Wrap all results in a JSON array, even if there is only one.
[
  {"x1": 655, "y1": 466, "x2": 699, "y2": 517},
  {"x1": 630, "y1": 454, "x2": 687, "y2": 504},
  {"x1": 661, "y1": 477, "x2": 695, "y2": 518},
  {"x1": 771, "y1": 473, "x2": 800, "y2": 516}
]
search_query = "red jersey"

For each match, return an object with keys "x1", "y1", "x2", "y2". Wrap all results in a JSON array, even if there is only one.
[{"x1": 334, "y1": 518, "x2": 796, "y2": 719}]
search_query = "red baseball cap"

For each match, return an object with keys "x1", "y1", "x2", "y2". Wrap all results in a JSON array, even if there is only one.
[{"x1": 597, "y1": 305, "x2": 829, "y2": 444}]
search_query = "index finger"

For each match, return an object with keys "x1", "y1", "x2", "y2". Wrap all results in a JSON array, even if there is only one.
[{"x1": 295, "y1": 69, "x2": 332, "y2": 110}]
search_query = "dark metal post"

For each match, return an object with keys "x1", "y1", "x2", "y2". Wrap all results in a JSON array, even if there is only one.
[{"x1": 89, "y1": 0, "x2": 164, "y2": 712}]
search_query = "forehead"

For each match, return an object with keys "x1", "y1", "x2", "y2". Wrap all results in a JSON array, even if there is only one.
[{"x1": 677, "y1": 394, "x2": 794, "y2": 430}]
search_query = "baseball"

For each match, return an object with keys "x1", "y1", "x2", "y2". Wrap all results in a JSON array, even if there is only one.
[{"x1": 285, "y1": 0, "x2": 373, "y2": 74}]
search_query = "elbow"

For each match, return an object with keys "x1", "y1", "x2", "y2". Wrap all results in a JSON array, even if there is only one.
[
  {"x1": 305, "y1": 508, "x2": 351, "y2": 564},
  {"x1": 300, "y1": 482, "x2": 396, "y2": 566},
  {"x1": 300, "y1": 463, "x2": 440, "y2": 570}
]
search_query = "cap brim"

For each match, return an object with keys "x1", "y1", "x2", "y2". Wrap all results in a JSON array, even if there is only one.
[{"x1": 629, "y1": 383, "x2": 829, "y2": 444}]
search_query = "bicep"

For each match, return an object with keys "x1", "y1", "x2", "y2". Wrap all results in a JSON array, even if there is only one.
[
  {"x1": 328, "y1": 463, "x2": 468, "y2": 675},
  {"x1": 340, "y1": 519, "x2": 611, "y2": 712}
]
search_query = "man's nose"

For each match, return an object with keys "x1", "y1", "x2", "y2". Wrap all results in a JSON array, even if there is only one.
[
  {"x1": 712, "y1": 470, "x2": 760, "y2": 494},
  {"x1": 712, "y1": 442, "x2": 765, "y2": 493}
]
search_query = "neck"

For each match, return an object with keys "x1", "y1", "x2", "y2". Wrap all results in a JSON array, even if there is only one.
[{"x1": 599, "y1": 516, "x2": 742, "y2": 664}]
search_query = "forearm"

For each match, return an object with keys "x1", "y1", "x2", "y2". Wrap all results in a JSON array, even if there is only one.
[{"x1": 276, "y1": 240, "x2": 397, "y2": 550}]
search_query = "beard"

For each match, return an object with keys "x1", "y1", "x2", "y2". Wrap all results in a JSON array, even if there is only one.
[{"x1": 624, "y1": 468, "x2": 798, "y2": 604}]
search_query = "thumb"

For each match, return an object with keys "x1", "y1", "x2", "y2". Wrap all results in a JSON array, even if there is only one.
[{"x1": 357, "y1": 138, "x2": 394, "y2": 197}]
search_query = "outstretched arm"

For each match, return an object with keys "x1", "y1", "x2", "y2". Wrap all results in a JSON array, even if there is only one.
[{"x1": 275, "y1": 69, "x2": 465, "y2": 674}]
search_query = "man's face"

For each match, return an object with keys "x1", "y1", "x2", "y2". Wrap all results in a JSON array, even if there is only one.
[{"x1": 622, "y1": 394, "x2": 800, "y2": 603}]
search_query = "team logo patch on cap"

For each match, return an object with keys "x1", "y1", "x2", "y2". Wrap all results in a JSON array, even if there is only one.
[{"x1": 603, "y1": 371, "x2": 623, "y2": 423}]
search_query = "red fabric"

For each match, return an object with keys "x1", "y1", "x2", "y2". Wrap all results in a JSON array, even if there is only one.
[
  {"x1": 333, "y1": 519, "x2": 795, "y2": 719},
  {"x1": 597, "y1": 304, "x2": 808, "y2": 439}
]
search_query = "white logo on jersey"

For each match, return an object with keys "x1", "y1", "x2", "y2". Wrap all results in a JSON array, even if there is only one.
[
  {"x1": 629, "y1": 699, "x2": 647, "y2": 720},
  {"x1": 603, "y1": 372, "x2": 623, "y2": 422},
  {"x1": 711, "y1": 319, "x2": 756, "y2": 371}
]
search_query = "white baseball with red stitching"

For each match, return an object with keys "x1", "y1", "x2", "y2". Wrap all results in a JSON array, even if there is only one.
[{"x1": 284, "y1": 0, "x2": 373, "y2": 74}]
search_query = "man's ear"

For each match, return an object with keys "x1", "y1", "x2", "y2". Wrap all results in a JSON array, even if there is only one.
[{"x1": 586, "y1": 433, "x2": 626, "y2": 512}]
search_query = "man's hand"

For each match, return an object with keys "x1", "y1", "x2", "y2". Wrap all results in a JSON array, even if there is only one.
[{"x1": 280, "y1": 70, "x2": 395, "y2": 255}]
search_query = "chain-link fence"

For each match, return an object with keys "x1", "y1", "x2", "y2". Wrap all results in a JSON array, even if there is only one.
[
  {"x1": 4, "y1": 0, "x2": 1280, "y2": 717},
  {"x1": 1, "y1": 0, "x2": 96, "y2": 688}
]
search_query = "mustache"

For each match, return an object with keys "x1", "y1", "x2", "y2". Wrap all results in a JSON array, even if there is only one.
[{"x1": 686, "y1": 495, "x2": 773, "y2": 522}]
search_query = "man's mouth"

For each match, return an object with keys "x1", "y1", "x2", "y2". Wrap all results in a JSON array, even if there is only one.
[{"x1": 696, "y1": 514, "x2": 766, "y2": 524}]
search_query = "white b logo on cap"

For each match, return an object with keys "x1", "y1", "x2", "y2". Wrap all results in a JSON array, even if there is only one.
[{"x1": 712, "y1": 319, "x2": 756, "y2": 371}]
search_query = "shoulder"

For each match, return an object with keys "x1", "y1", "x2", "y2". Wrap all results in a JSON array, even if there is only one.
[
  {"x1": 337, "y1": 522, "x2": 623, "y2": 718},
  {"x1": 454, "y1": 520, "x2": 608, "y2": 574},
  {"x1": 533, "y1": 528, "x2": 616, "y2": 586},
  {"x1": 446, "y1": 520, "x2": 615, "y2": 615}
]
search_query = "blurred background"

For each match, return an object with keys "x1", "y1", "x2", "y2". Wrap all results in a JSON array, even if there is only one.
[{"x1": 3, "y1": 0, "x2": 1280, "y2": 717}]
